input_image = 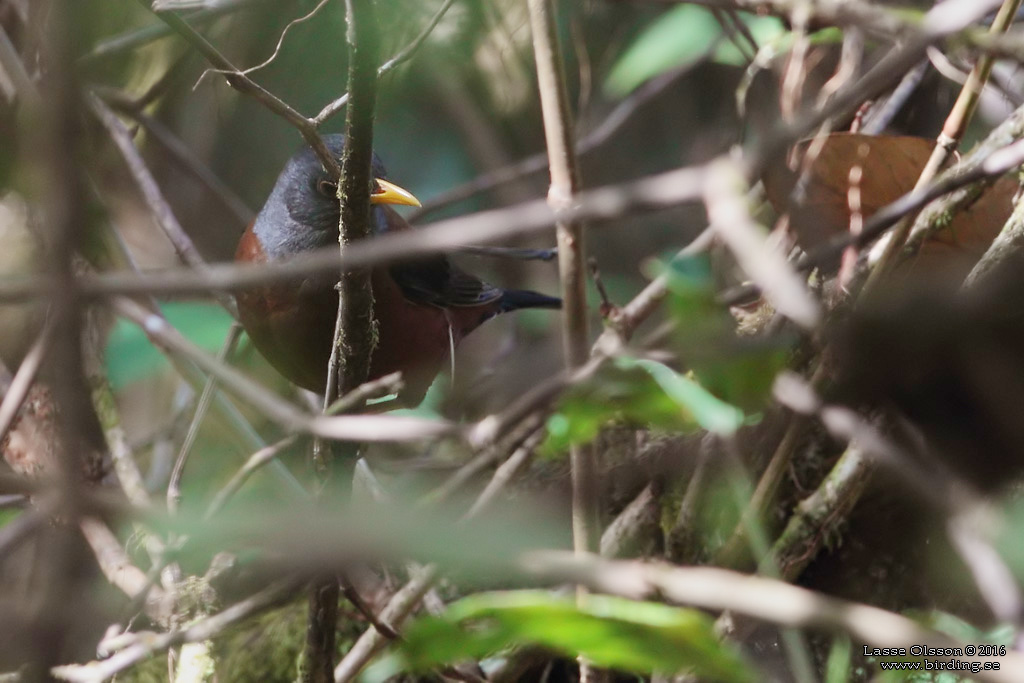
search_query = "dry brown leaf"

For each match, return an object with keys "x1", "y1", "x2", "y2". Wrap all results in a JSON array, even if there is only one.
[{"x1": 762, "y1": 133, "x2": 1018, "y2": 268}]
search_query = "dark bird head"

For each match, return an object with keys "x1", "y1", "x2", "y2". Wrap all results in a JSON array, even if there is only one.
[{"x1": 252, "y1": 134, "x2": 420, "y2": 259}]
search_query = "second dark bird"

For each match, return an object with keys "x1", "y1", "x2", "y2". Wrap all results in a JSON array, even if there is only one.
[{"x1": 236, "y1": 135, "x2": 560, "y2": 404}]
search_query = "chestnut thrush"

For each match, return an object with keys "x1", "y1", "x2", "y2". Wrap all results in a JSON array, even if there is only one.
[{"x1": 236, "y1": 135, "x2": 560, "y2": 403}]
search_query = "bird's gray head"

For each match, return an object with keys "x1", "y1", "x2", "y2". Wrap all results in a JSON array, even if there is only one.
[{"x1": 252, "y1": 134, "x2": 416, "y2": 259}]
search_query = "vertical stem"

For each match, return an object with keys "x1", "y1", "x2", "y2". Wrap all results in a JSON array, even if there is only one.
[
  {"x1": 333, "y1": 0, "x2": 379, "y2": 401},
  {"x1": 302, "y1": 0, "x2": 379, "y2": 680},
  {"x1": 526, "y1": 0, "x2": 598, "y2": 680},
  {"x1": 22, "y1": 2, "x2": 97, "y2": 680}
]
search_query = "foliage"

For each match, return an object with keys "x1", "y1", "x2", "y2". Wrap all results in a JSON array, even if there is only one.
[
  {"x1": 367, "y1": 591, "x2": 753, "y2": 682},
  {"x1": 604, "y1": 6, "x2": 785, "y2": 96},
  {"x1": 543, "y1": 355, "x2": 745, "y2": 453},
  {"x1": 3, "y1": 0, "x2": 1024, "y2": 682},
  {"x1": 663, "y1": 255, "x2": 791, "y2": 410}
]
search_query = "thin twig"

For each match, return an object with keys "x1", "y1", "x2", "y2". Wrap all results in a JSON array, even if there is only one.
[
  {"x1": 204, "y1": 372, "x2": 403, "y2": 519},
  {"x1": 168, "y1": 323, "x2": 242, "y2": 514},
  {"x1": 112, "y1": 297, "x2": 456, "y2": 444},
  {"x1": 52, "y1": 578, "x2": 304, "y2": 683},
  {"x1": 79, "y1": 0, "x2": 268, "y2": 64},
  {"x1": 333, "y1": 565, "x2": 438, "y2": 682},
  {"x1": 0, "y1": 162, "x2": 711, "y2": 302},
  {"x1": 426, "y1": 413, "x2": 545, "y2": 505},
  {"x1": 412, "y1": 61, "x2": 697, "y2": 220},
  {"x1": 142, "y1": 0, "x2": 340, "y2": 178},
  {"x1": 0, "y1": 320, "x2": 52, "y2": 445},
  {"x1": 227, "y1": 0, "x2": 332, "y2": 78},
  {"x1": 203, "y1": 436, "x2": 298, "y2": 520},
  {"x1": 863, "y1": 0, "x2": 1023, "y2": 287},
  {"x1": 0, "y1": 22, "x2": 38, "y2": 105},
  {"x1": 461, "y1": 429, "x2": 545, "y2": 520},
  {"x1": 119, "y1": 108, "x2": 254, "y2": 227},
  {"x1": 88, "y1": 95, "x2": 238, "y2": 316},
  {"x1": 312, "y1": 0, "x2": 457, "y2": 126},
  {"x1": 79, "y1": 517, "x2": 157, "y2": 602}
]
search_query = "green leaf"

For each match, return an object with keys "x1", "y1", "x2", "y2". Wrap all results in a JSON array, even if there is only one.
[
  {"x1": 366, "y1": 591, "x2": 753, "y2": 682},
  {"x1": 824, "y1": 636, "x2": 851, "y2": 683},
  {"x1": 629, "y1": 358, "x2": 745, "y2": 435},
  {"x1": 542, "y1": 354, "x2": 744, "y2": 453},
  {"x1": 604, "y1": 6, "x2": 785, "y2": 96},
  {"x1": 662, "y1": 255, "x2": 791, "y2": 410},
  {"x1": 105, "y1": 302, "x2": 234, "y2": 389},
  {"x1": 713, "y1": 12, "x2": 787, "y2": 67}
]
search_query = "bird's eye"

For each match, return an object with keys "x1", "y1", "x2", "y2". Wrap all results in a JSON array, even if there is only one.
[{"x1": 316, "y1": 179, "x2": 338, "y2": 198}]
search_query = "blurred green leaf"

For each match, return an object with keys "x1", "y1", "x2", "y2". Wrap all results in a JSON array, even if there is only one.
[
  {"x1": 543, "y1": 354, "x2": 744, "y2": 453},
  {"x1": 661, "y1": 254, "x2": 723, "y2": 338},
  {"x1": 366, "y1": 591, "x2": 752, "y2": 682},
  {"x1": 385, "y1": 373, "x2": 447, "y2": 418},
  {"x1": 105, "y1": 302, "x2": 234, "y2": 389},
  {"x1": 713, "y1": 12, "x2": 788, "y2": 66},
  {"x1": 149, "y1": 499, "x2": 571, "y2": 584},
  {"x1": 663, "y1": 255, "x2": 791, "y2": 410},
  {"x1": 907, "y1": 609, "x2": 1013, "y2": 646},
  {"x1": 628, "y1": 358, "x2": 744, "y2": 434},
  {"x1": 824, "y1": 636, "x2": 851, "y2": 683},
  {"x1": 604, "y1": 6, "x2": 785, "y2": 96}
]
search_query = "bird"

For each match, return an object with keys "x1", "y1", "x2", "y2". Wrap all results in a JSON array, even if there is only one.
[{"x1": 235, "y1": 135, "x2": 561, "y2": 404}]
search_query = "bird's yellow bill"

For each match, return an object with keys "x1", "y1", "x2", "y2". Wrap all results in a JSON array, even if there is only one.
[{"x1": 371, "y1": 178, "x2": 421, "y2": 207}]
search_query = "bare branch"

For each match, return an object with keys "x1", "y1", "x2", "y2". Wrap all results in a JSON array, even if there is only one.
[
  {"x1": 518, "y1": 552, "x2": 1024, "y2": 683},
  {"x1": 52, "y1": 579, "x2": 304, "y2": 683},
  {"x1": 0, "y1": 162, "x2": 708, "y2": 302},
  {"x1": 168, "y1": 324, "x2": 243, "y2": 514},
  {"x1": 89, "y1": 95, "x2": 238, "y2": 316},
  {"x1": 143, "y1": 1, "x2": 340, "y2": 178},
  {"x1": 333, "y1": 565, "x2": 438, "y2": 682},
  {"x1": 0, "y1": 321, "x2": 52, "y2": 445},
  {"x1": 80, "y1": 0, "x2": 269, "y2": 64},
  {"x1": 112, "y1": 297, "x2": 456, "y2": 444}
]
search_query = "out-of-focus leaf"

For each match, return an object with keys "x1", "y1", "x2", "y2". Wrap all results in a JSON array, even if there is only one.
[
  {"x1": 663, "y1": 255, "x2": 791, "y2": 410},
  {"x1": 908, "y1": 609, "x2": 1014, "y2": 647},
  {"x1": 105, "y1": 302, "x2": 235, "y2": 388},
  {"x1": 543, "y1": 354, "x2": 744, "y2": 453},
  {"x1": 661, "y1": 254, "x2": 721, "y2": 336},
  {"x1": 385, "y1": 374, "x2": 446, "y2": 418},
  {"x1": 865, "y1": 609, "x2": 1009, "y2": 682},
  {"x1": 713, "y1": 12, "x2": 787, "y2": 66},
  {"x1": 824, "y1": 637, "x2": 851, "y2": 683},
  {"x1": 604, "y1": 6, "x2": 785, "y2": 96},
  {"x1": 366, "y1": 591, "x2": 753, "y2": 682},
  {"x1": 151, "y1": 499, "x2": 571, "y2": 585},
  {"x1": 628, "y1": 358, "x2": 744, "y2": 434}
]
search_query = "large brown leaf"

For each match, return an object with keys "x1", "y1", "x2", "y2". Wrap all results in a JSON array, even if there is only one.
[{"x1": 762, "y1": 133, "x2": 1018, "y2": 268}]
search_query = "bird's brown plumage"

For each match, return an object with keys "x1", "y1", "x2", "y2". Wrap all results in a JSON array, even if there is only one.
[{"x1": 235, "y1": 136, "x2": 560, "y2": 403}]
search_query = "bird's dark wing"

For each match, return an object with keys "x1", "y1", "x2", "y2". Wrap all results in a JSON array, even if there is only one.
[
  {"x1": 373, "y1": 204, "x2": 502, "y2": 309},
  {"x1": 390, "y1": 257, "x2": 503, "y2": 308}
]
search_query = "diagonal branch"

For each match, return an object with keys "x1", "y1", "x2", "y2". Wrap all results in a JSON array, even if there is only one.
[{"x1": 141, "y1": 0, "x2": 340, "y2": 178}]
